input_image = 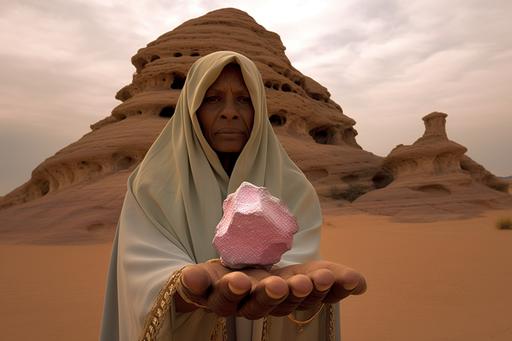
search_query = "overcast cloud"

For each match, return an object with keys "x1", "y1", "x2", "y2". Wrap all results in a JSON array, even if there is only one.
[{"x1": 1, "y1": 0, "x2": 511, "y2": 195}]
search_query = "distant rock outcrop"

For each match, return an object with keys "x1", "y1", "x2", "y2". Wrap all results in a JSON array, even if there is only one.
[
  {"x1": 353, "y1": 112, "x2": 510, "y2": 221},
  {"x1": 384, "y1": 112, "x2": 468, "y2": 180},
  {"x1": 460, "y1": 156, "x2": 509, "y2": 193},
  {"x1": 0, "y1": 8, "x2": 381, "y2": 242}
]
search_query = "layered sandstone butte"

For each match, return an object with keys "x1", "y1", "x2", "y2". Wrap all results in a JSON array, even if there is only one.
[
  {"x1": 1, "y1": 9, "x2": 509, "y2": 241},
  {"x1": 353, "y1": 112, "x2": 510, "y2": 221},
  {"x1": 0, "y1": 8, "x2": 381, "y2": 243}
]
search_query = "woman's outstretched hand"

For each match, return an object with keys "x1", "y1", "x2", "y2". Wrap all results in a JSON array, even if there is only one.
[{"x1": 174, "y1": 260, "x2": 366, "y2": 320}]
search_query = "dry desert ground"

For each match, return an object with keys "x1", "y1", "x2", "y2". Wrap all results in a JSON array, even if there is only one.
[{"x1": 1, "y1": 208, "x2": 511, "y2": 340}]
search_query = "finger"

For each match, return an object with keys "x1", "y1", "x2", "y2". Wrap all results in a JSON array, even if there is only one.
[
  {"x1": 176, "y1": 265, "x2": 212, "y2": 310},
  {"x1": 297, "y1": 269, "x2": 334, "y2": 310},
  {"x1": 238, "y1": 276, "x2": 288, "y2": 320},
  {"x1": 324, "y1": 269, "x2": 367, "y2": 303},
  {"x1": 181, "y1": 265, "x2": 211, "y2": 295},
  {"x1": 270, "y1": 274, "x2": 312, "y2": 316},
  {"x1": 207, "y1": 271, "x2": 252, "y2": 316}
]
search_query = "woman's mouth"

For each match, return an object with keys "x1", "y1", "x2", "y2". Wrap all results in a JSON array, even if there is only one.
[{"x1": 215, "y1": 129, "x2": 245, "y2": 135}]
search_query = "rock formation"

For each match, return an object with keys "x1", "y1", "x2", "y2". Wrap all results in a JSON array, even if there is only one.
[
  {"x1": 384, "y1": 112, "x2": 468, "y2": 180},
  {"x1": 353, "y1": 112, "x2": 510, "y2": 221},
  {"x1": 0, "y1": 8, "x2": 381, "y2": 243},
  {"x1": 1, "y1": 9, "x2": 509, "y2": 241}
]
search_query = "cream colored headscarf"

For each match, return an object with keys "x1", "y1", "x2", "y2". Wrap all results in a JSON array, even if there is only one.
[
  {"x1": 131, "y1": 50, "x2": 322, "y2": 264},
  {"x1": 100, "y1": 51, "x2": 336, "y2": 341}
]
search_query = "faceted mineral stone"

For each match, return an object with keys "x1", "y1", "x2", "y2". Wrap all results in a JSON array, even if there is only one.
[{"x1": 213, "y1": 182, "x2": 299, "y2": 269}]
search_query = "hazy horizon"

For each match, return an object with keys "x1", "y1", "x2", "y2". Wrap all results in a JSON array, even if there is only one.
[{"x1": 1, "y1": 0, "x2": 511, "y2": 195}]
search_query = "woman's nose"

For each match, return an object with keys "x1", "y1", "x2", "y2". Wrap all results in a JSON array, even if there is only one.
[{"x1": 220, "y1": 98, "x2": 239, "y2": 120}]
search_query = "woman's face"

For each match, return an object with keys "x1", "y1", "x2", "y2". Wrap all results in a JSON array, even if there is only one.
[{"x1": 196, "y1": 64, "x2": 254, "y2": 153}]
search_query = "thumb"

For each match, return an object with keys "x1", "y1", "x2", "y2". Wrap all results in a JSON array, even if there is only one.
[{"x1": 179, "y1": 265, "x2": 212, "y2": 302}]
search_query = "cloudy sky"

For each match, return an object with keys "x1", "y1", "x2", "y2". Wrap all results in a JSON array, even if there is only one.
[{"x1": 1, "y1": 0, "x2": 511, "y2": 195}]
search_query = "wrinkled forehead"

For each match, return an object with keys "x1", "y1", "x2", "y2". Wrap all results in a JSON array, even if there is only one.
[{"x1": 205, "y1": 63, "x2": 250, "y2": 93}]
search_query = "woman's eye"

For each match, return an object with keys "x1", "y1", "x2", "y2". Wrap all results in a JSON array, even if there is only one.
[
  {"x1": 204, "y1": 96, "x2": 220, "y2": 103},
  {"x1": 238, "y1": 96, "x2": 251, "y2": 104}
]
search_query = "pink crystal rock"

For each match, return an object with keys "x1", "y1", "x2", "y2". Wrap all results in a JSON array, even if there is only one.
[{"x1": 213, "y1": 182, "x2": 299, "y2": 269}]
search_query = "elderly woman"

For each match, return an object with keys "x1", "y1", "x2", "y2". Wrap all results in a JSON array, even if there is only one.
[{"x1": 100, "y1": 51, "x2": 366, "y2": 341}]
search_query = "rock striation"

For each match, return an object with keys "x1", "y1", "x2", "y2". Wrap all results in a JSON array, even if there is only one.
[
  {"x1": 353, "y1": 112, "x2": 510, "y2": 221},
  {"x1": 0, "y1": 8, "x2": 381, "y2": 242}
]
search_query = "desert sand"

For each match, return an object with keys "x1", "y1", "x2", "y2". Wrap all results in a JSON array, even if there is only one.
[
  {"x1": 322, "y1": 209, "x2": 512, "y2": 341},
  {"x1": 1, "y1": 208, "x2": 511, "y2": 341}
]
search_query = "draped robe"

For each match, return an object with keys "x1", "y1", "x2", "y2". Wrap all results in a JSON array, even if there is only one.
[{"x1": 99, "y1": 51, "x2": 341, "y2": 341}]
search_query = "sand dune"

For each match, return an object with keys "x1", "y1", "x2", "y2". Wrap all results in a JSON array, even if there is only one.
[{"x1": 1, "y1": 208, "x2": 511, "y2": 340}]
